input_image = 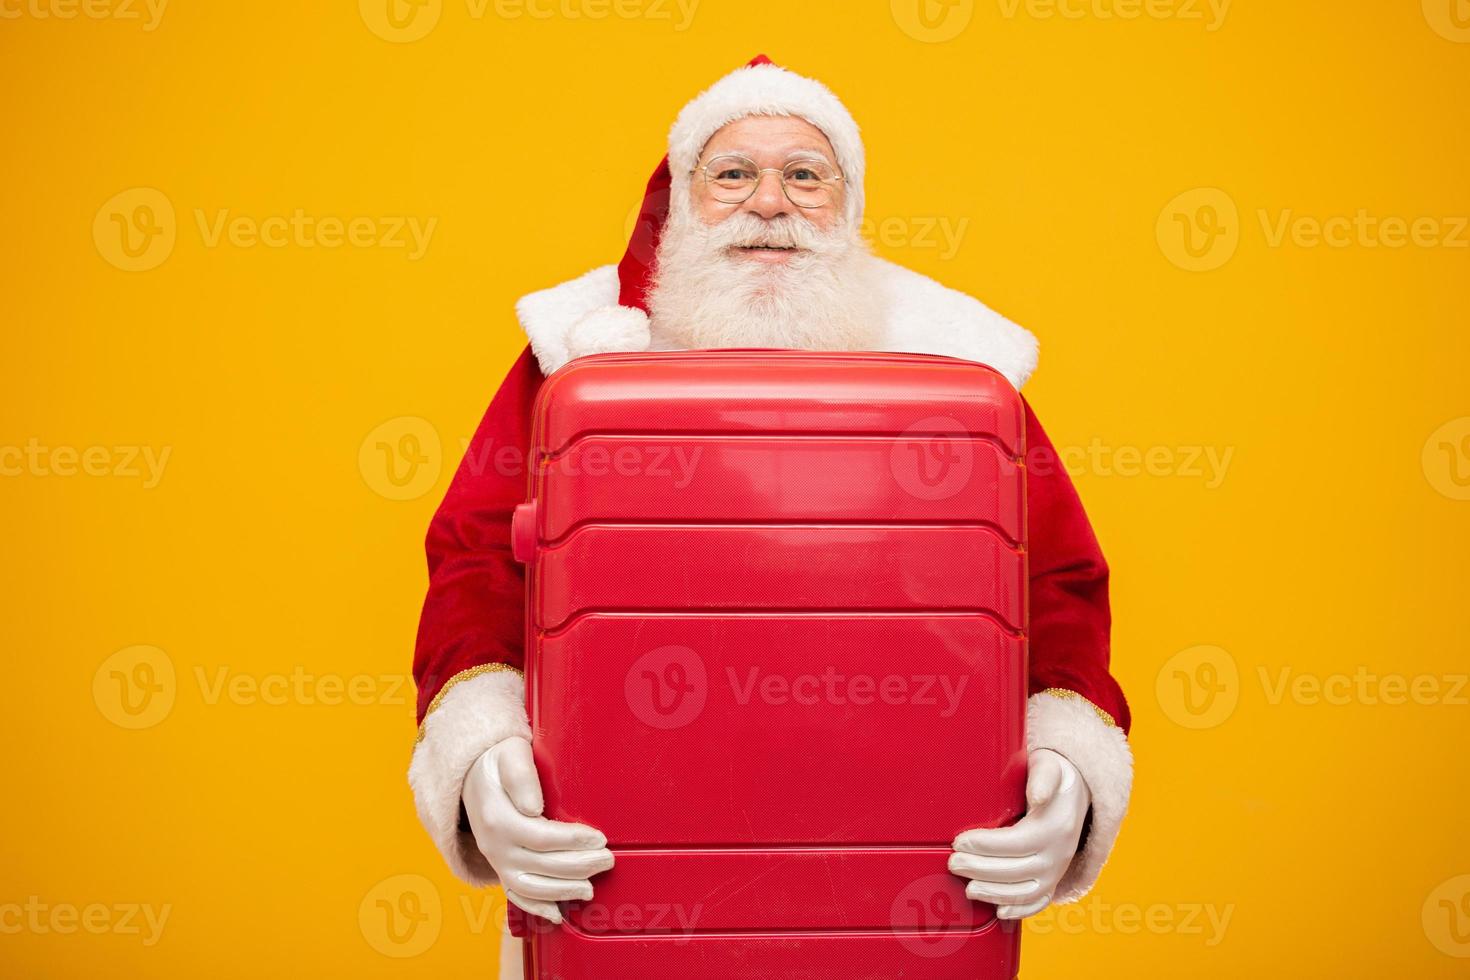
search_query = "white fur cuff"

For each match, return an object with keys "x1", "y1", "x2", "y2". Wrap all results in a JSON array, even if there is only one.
[
  {"x1": 408, "y1": 669, "x2": 531, "y2": 887},
  {"x1": 564, "y1": 304, "x2": 650, "y2": 364},
  {"x1": 1027, "y1": 690, "x2": 1134, "y2": 903}
]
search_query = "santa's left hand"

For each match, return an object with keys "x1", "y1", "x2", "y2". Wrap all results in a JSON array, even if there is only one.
[{"x1": 949, "y1": 748, "x2": 1091, "y2": 920}]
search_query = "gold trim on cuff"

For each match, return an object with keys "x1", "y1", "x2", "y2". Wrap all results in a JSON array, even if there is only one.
[
  {"x1": 415, "y1": 663, "x2": 524, "y2": 745},
  {"x1": 1039, "y1": 687, "x2": 1120, "y2": 730}
]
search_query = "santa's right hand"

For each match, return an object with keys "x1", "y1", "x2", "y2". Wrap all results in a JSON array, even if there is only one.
[{"x1": 461, "y1": 736, "x2": 614, "y2": 924}]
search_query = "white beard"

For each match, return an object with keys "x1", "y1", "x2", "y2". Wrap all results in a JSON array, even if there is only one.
[{"x1": 646, "y1": 201, "x2": 885, "y2": 352}]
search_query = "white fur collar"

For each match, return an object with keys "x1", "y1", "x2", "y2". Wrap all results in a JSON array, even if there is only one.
[{"x1": 514, "y1": 256, "x2": 1039, "y2": 389}]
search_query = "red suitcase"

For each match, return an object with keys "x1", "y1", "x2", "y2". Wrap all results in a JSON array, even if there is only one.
[{"x1": 508, "y1": 349, "x2": 1028, "y2": 979}]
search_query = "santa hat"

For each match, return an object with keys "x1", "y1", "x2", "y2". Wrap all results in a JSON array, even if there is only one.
[{"x1": 553, "y1": 55, "x2": 866, "y2": 368}]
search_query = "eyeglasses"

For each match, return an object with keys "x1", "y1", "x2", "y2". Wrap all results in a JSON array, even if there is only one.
[{"x1": 691, "y1": 154, "x2": 845, "y2": 209}]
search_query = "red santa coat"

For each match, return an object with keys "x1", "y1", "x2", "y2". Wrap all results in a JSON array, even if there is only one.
[{"x1": 408, "y1": 256, "x2": 1134, "y2": 909}]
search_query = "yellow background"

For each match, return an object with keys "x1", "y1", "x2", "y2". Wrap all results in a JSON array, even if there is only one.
[{"x1": 3, "y1": 0, "x2": 1468, "y2": 976}]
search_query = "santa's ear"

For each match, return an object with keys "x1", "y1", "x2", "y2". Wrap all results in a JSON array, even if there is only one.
[{"x1": 564, "y1": 304, "x2": 651, "y2": 364}]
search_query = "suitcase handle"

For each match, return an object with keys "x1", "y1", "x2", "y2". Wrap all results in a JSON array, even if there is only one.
[{"x1": 511, "y1": 501, "x2": 537, "y2": 563}]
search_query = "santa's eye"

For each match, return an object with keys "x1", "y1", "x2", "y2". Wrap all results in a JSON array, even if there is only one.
[{"x1": 703, "y1": 155, "x2": 760, "y2": 186}]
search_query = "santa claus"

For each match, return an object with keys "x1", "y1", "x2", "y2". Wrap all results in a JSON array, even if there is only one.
[{"x1": 408, "y1": 56, "x2": 1133, "y2": 976}]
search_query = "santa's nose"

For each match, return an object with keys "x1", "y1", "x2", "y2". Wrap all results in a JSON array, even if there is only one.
[{"x1": 741, "y1": 171, "x2": 792, "y2": 220}]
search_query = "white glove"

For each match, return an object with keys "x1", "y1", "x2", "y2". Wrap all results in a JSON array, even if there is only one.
[
  {"x1": 948, "y1": 748, "x2": 1091, "y2": 919},
  {"x1": 461, "y1": 736, "x2": 614, "y2": 924}
]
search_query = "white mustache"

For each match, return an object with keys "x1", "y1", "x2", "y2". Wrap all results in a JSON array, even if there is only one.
[{"x1": 699, "y1": 213, "x2": 832, "y2": 253}]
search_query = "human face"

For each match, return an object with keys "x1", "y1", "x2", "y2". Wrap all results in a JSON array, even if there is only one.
[
  {"x1": 691, "y1": 115, "x2": 845, "y2": 264},
  {"x1": 649, "y1": 112, "x2": 879, "y2": 354}
]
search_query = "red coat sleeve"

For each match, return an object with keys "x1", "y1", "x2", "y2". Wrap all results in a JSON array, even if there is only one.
[
  {"x1": 1023, "y1": 396, "x2": 1131, "y2": 734},
  {"x1": 1021, "y1": 397, "x2": 1133, "y2": 902},
  {"x1": 412, "y1": 346, "x2": 544, "y2": 725}
]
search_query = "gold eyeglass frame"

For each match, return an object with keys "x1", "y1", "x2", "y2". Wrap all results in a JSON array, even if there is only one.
[{"x1": 690, "y1": 154, "x2": 845, "y2": 210}]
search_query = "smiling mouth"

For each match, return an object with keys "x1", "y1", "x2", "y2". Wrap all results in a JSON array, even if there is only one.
[{"x1": 733, "y1": 244, "x2": 800, "y2": 252}]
